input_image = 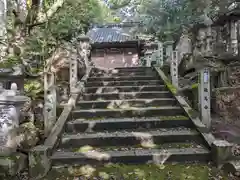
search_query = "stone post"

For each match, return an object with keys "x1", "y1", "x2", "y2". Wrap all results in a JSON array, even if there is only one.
[
  {"x1": 237, "y1": 20, "x2": 240, "y2": 56},
  {"x1": 164, "y1": 41, "x2": 174, "y2": 63},
  {"x1": 230, "y1": 20, "x2": 238, "y2": 55},
  {"x1": 171, "y1": 51, "x2": 179, "y2": 88},
  {"x1": 145, "y1": 51, "x2": 152, "y2": 67},
  {"x1": 70, "y1": 47, "x2": 79, "y2": 94},
  {"x1": 199, "y1": 68, "x2": 211, "y2": 130},
  {"x1": 198, "y1": 29, "x2": 205, "y2": 54},
  {"x1": 78, "y1": 36, "x2": 91, "y2": 81},
  {"x1": 44, "y1": 72, "x2": 57, "y2": 136},
  {"x1": 206, "y1": 26, "x2": 212, "y2": 54},
  {"x1": 225, "y1": 22, "x2": 231, "y2": 52},
  {"x1": 157, "y1": 42, "x2": 164, "y2": 67}
]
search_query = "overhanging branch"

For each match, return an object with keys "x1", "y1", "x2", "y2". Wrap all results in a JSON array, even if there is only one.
[{"x1": 37, "y1": 0, "x2": 65, "y2": 24}]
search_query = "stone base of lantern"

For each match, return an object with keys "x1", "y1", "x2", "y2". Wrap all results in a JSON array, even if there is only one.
[{"x1": 0, "y1": 150, "x2": 27, "y2": 177}]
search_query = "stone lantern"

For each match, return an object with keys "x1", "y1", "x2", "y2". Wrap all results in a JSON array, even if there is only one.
[
  {"x1": 0, "y1": 83, "x2": 29, "y2": 150},
  {"x1": 213, "y1": 0, "x2": 240, "y2": 56}
]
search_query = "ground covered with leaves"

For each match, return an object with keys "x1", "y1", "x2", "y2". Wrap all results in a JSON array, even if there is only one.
[{"x1": 44, "y1": 163, "x2": 237, "y2": 180}]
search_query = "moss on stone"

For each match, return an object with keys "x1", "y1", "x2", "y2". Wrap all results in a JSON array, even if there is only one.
[
  {"x1": 166, "y1": 81, "x2": 177, "y2": 94},
  {"x1": 45, "y1": 164, "x2": 230, "y2": 180},
  {"x1": 191, "y1": 83, "x2": 199, "y2": 89},
  {"x1": 159, "y1": 115, "x2": 189, "y2": 120}
]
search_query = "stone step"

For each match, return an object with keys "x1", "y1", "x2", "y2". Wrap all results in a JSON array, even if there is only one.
[
  {"x1": 85, "y1": 85, "x2": 167, "y2": 93},
  {"x1": 81, "y1": 91, "x2": 173, "y2": 101},
  {"x1": 60, "y1": 128, "x2": 202, "y2": 148},
  {"x1": 76, "y1": 98, "x2": 178, "y2": 109},
  {"x1": 87, "y1": 76, "x2": 159, "y2": 82},
  {"x1": 90, "y1": 71, "x2": 158, "y2": 77},
  {"x1": 85, "y1": 80, "x2": 163, "y2": 87},
  {"x1": 114, "y1": 67, "x2": 153, "y2": 72},
  {"x1": 62, "y1": 142, "x2": 205, "y2": 152},
  {"x1": 72, "y1": 106, "x2": 184, "y2": 119},
  {"x1": 115, "y1": 67, "x2": 152, "y2": 70},
  {"x1": 51, "y1": 147, "x2": 210, "y2": 166},
  {"x1": 90, "y1": 67, "x2": 154, "y2": 75},
  {"x1": 66, "y1": 117, "x2": 193, "y2": 133}
]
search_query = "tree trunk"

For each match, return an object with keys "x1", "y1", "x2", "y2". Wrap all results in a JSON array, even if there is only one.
[{"x1": 0, "y1": 0, "x2": 7, "y2": 61}]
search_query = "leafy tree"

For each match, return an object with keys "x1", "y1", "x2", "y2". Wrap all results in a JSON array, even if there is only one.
[{"x1": 108, "y1": 0, "x2": 235, "y2": 40}]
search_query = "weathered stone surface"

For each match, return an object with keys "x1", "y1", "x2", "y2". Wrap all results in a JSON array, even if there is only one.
[
  {"x1": 77, "y1": 98, "x2": 177, "y2": 109},
  {"x1": 72, "y1": 106, "x2": 183, "y2": 119},
  {"x1": 221, "y1": 160, "x2": 240, "y2": 176},
  {"x1": 0, "y1": 152, "x2": 27, "y2": 176},
  {"x1": 83, "y1": 91, "x2": 172, "y2": 101},
  {"x1": 87, "y1": 75, "x2": 158, "y2": 82},
  {"x1": 51, "y1": 147, "x2": 210, "y2": 166},
  {"x1": 15, "y1": 122, "x2": 39, "y2": 151},
  {"x1": 0, "y1": 88, "x2": 29, "y2": 150},
  {"x1": 29, "y1": 145, "x2": 51, "y2": 180},
  {"x1": 60, "y1": 128, "x2": 199, "y2": 148},
  {"x1": 85, "y1": 85, "x2": 166, "y2": 94},
  {"x1": 212, "y1": 140, "x2": 233, "y2": 167},
  {"x1": 213, "y1": 86, "x2": 240, "y2": 122},
  {"x1": 66, "y1": 117, "x2": 192, "y2": 133},
  {"x1": 85, "y1": 80, "x2": 164, "y2": 87}
]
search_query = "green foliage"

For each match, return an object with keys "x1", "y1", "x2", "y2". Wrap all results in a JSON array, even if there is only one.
[
  {"x1": 22, "y1": 0, "x2": 114, "y2": 74},
  {"x1": 24, "y1": 80, "x2": 44, "y2": 100},
  {"x1": 113, "y1": 0, "x2": 234, "y2": 41},
  {"x1": 166, "y1": 81, "x2": 177, "y2": 94},
  {"x1": 0, "y1": 56, "x2": 20, "y2": 68},
  {"x1": 109, "y1": 0, "x2": 131, "y2": 9}
]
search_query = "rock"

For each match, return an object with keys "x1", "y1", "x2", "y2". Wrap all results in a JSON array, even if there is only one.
[
  {"x1": 0, "y1": 152, "x2": 27, "y2": 176},
  {"x1": 212, "y1": 140, "x2": 233, "y2": 167},
  {"x1": 8, "y1": 122, "x2": 39, "y2": 151}
]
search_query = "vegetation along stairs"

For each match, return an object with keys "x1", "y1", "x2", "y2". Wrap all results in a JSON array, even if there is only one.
[{"x1": 33, "y1": 67, "x2": 233, "y2": 179}]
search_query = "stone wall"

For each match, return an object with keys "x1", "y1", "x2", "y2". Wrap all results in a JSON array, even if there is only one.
[{"x1": 213, "y1": 86, "x2": 240, "y2": 122}]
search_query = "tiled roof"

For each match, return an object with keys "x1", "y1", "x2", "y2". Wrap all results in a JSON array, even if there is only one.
[{"x1": 87, "y1": 27, "x2": 136, "y2": 43}]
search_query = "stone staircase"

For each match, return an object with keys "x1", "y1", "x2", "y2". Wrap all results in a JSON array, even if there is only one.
[{"x1": 50, "y1": 67, "x2": 211, "y2": 167}]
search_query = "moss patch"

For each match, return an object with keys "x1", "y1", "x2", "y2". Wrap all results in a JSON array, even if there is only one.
[
  {"x1": 191, "y1": 83, "x2": 199, "y2": 89},
  {"x1": 159, "y1": 115, "x2": 189, "y2": 120},
  {"x1": 45, "y1": 164, "x2": 231, "y2": 180},
  {"x1": 166, "y1": 81, "x2": 177, "y2": 94}
]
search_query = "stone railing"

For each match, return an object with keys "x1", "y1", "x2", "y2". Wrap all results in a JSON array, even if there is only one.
[
  {"x1": 29, "y1": 35, "x2": 93, "y2": 179},
  {"x1": 29, "y1": 66, "x2": 93, "y2": 179},
  {"x1": 44, "y1": 35, "x2": 91, "y2": 137}
]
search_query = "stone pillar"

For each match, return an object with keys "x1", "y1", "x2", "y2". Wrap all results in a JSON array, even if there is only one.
[
  {"x1": 206, "y1": 26, "x2": 212, "y2": 54},
  {"x1": 198, "y1": 28, "x2": 205, "y2": 54},
  {"x1": 145, "y1": 51, "x2": 152, "y2": 67},
  {"x1": 230, "y1": 20, "x2": 238, "y2": 55},
  {"x1": 171, "y1": 51, "x2": 179, "y2": 88},
  {"x1": 78, "y1": 36, "x2": 91, "y2": 79},
  {"x1": 157, "y1": 42, "x2": 164, "y2": 67},
  {"x1": 164, "y1": 41, "x2": 174, "y2": 63},
  {"x1": 70, "y1": 48, "x2": 78, "y2": 94},
  {"x1": 237, "y1": 20, "x2": 240, "y2": 56},
  {"x1": 225, "y1": 22, "x2": 231, "y2": 52},
  {"x1": 44, "y1": 72, "x2": 57, "y2": 136},
  {"x1": 199, "y1": 68, "x2": 211, "y2": 130}
]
